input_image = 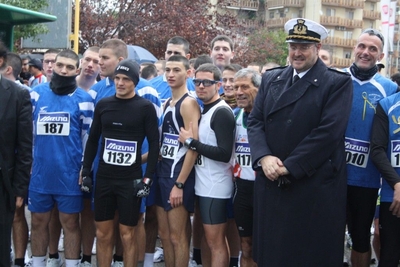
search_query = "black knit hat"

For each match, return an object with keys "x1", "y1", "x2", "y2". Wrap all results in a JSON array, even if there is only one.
[{"x1": 114, "y1": 59, "x2": 140, "y2": 86}]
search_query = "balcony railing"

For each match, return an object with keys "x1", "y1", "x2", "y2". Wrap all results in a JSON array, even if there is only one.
[
  {"x1": 239, "y1": 19, "x2": 261, "y2": 28},
  {"x1": 266, "y1": 18, "x2": 290, "y2": 28},
  {"x1": 266, "y1": 0, "x2": 305, "y2": 9},
  {"x1": 333, "y1": 57, "x2": 353, "y2": 68},
  {"x1": 320, "y1": 16, "x2": 363, "y2": 29},
  {"x1": 323, "y1": 36, "x2": 356, "y2": 48},
  {"x1": 321, "y1": 0, "x2": 364, "y2": 9},
  {"x1": 224, "y1": 0, "x2": 259, "y2": 11},
  {"x1": 363, "y1": 10, "x2": 381, "y2": 20}
]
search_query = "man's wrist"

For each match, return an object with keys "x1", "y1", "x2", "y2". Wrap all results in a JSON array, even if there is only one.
[
  {"x1": 142, "y1": 177, "x2": 153, "y2": 186},
  {"x1": 184, "y1": 137, "x2": 194, "y2": 148},
  {"x1": 174, "y1": 181, "x2": 184, "y2": 189}
]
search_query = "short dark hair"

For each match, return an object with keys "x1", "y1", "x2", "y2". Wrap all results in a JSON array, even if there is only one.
[
  {"x1": 195, "y1": 63, "x2": 222, "y2": 81},
  {"x1": 391, "y1": 72, "x2": 400, "y2": 86},
  {"x1": 247, "y1": 62, "x2": 261, "y2": 72},
  {"x1": 361, "y1": 28, "x2": 384, "y2": 48},
  {"x1": 193, "y1": 54, "x2": 213, "y2": 70},
  {"x1": 85, "y1": 46, "x2": 100, "y2": 54},
  {"x1": 141, "y1": 64, "x2": 157, "y2": 80},
  {"x1": 6, "y1": 52, "x2": 22, "y2": 79},
  {"x1": 223, "y1": 64, "x2": 242, "y2": 73},
  {"x1": 101, "y1": 39, "x2": 128, "y2": 59},
  {"x1": 45, "y1": 48, "x2": 60, "y2": 55},
  {"x1": 211, "y1": 35, "x2": 234, "y2": 51},
  {"x1": 167, "y1": 55, "x2": 190, "y2": 70},
  {"x1": 167, "y1": 36, "x2": 190, "y2": 55},
  {"x1": 56, "y1": 49, "x2": 80, "y2": 68}
]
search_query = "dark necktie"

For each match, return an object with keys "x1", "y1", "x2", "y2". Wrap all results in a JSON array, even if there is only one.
[{"x1": 292, "y1": 75, "x2": 300, "y2": 85}]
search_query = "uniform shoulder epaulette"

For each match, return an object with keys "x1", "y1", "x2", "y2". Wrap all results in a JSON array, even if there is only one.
[
  {"x1": 265, "y1": 66, "x2": 286, "y2": 73},
  {"x1": 327, "y1": 67, "x2": 350, "y2": 75}
]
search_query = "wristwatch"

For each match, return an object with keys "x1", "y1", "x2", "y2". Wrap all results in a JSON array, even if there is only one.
[
  {"x1": 174, "y1": 181, "x2": 184, "y2": 189},
  {"x1": 184, "y1": 137, "x2": 194, "y2": 148}
]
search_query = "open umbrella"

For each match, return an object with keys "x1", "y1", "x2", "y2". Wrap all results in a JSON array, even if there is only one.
[{"x1": 127, "y1": 45, "x2": 157, "y2": 64}]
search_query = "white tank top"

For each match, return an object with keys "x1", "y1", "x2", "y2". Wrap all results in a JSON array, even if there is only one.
[{"x1": 194, "y1": 101, "x2": 235, "y2": 198}]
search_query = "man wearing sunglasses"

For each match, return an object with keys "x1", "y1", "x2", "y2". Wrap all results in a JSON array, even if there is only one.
[
  {"x1": 344, "y1": 29, "x2": 398, "y2": 267},
  {"x1": 247, "y1": 18, "x2": 353, "y2": 266},
  {"x1": 179, "y1": 63, "x2": 236, "y2": 267}
]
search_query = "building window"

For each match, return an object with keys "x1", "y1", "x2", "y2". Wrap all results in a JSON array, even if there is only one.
[
  {"x1": 326, "y1": 8, "x2": 335, "y2": 17},
  {"x1": 269, "y1": 11, "x2": 274, "y2": 19},
  {"x1": 345, "y1": 10, "x2": 354, "y2": 20},
  {"x1": 329, "y1": 29, "x2": 335, "y2": 37},
  {"x1": 344, "y1": 31, "x2": 353, "y2": 39},
  {"x1": 298, "y1": 9, "x2": 303, "y2": 17},
  {"x1": 344, "y1": 50, "x2": 352, "y2": 59}
]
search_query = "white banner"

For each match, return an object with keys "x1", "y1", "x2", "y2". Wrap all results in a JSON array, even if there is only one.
[{"x1": 381, "y1": 0, "x2": 391, "y2": 58}]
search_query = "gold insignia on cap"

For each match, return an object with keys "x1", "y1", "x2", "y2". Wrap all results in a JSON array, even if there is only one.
[{"x1": 293, "y1": 19, "x2": 307, "y2": 35}]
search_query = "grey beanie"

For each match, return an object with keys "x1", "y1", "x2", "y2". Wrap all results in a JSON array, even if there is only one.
[{"x1": 114, "y1": 59, "x2": 140, "y2": 86}]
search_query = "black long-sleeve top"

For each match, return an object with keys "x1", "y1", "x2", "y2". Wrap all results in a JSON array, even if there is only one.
[
  {"x1": 82, "y1": 94, "x2": 159, "y2": 180},
  {"x1": 371, "y1": 103, "x2": 400, "y2": 189}
]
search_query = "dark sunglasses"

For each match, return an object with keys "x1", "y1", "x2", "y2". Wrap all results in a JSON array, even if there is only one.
[{"x1": 193, "y1": 79, "x2": 219, "y2": 87}]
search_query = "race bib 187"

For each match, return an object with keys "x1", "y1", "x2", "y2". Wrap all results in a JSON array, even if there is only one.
[{"x1": 37, "y1": 112, "x2": 70, "y2": 136}]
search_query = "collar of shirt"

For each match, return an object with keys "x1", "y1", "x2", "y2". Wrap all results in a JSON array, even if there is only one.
[{"x1": 293, "y1": 68, "x2": 311, "y2": 79}]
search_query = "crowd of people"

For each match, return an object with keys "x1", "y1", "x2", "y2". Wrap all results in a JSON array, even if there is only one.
[{"x1": 1, "y1": 17, "x2": 400, "y2": 267}]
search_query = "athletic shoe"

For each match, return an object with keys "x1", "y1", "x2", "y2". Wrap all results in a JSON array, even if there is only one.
[
  {"x1": 46, "y1": 257, "x2": 63, "y2": 267},
  {"x1": 345, "y1": 231, "x2": 352, "y2": 249},
  {"x1": 58, "y1": 233, "x2": 64, "y2": 252},
  {"x1": 153, "y1": 247, "x2": 164, "y2": 263},
  {"x1": 188, "y1": 259, "x2": 199, "y2": 267},
  {"x1": 24, "y1": 258, "x2": 33, "y2": 267},
  {"x1": 91, "y1": 238, "x2": 96, "y2": 255},
  {"x1": 79, "y1": 261, "x2": 92, "y2": 267},
  {"x1": 111, "y1": 261, "x2": 123, "y2": 267},
  {"x1": 10, "y1": 247, "x2": 14, "y2": 263},
  {"x1": 343, "y1": 255, "x2": 349, "y2": 266}
]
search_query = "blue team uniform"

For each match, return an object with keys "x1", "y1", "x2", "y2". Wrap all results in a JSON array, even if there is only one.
[
  {"x1": 29, "y1": 84, "x2": 94, "y2": 196},
  {"x1": 345, "y1": 71, "x2": 398, "y2": 188},
  {"x1": 378, "y1": 94, "x2": 400, "y2": 202}
]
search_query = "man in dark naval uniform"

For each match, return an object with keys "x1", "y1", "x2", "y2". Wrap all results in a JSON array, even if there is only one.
[{"x1": 247, "y1": 18, "x2": 353, "y2": 266}]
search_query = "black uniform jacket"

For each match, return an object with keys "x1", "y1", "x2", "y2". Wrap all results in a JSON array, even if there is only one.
[
  {"x1": 248, "y1": 59, "x2": 353, "y2": 266},
  {"x1": 0, "y1": 77, "x2": 32, "y2": 211}
]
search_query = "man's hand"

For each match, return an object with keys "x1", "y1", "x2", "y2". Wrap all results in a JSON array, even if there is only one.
[
  {"x1": 169, "y1": 186, "x2": 183, "y2": 208},
  {"x1": 80, "y1": 176, "x2": 93, "y2": 193},
  {"x1": 16, "y1": 196, "x2": 24, "y2": 208},
  {"x1": 260, "y1": 155, "x2": 286, "y2": 181},
  {"x1": 390, "y1": 183, "x2": 400, "y2": 217},
  {"x1": 178, "y1": 121, "x2": 194, "y2": 144},
  {"x1": 134, "y1": 178, "x2": 152, "y2": 198}
]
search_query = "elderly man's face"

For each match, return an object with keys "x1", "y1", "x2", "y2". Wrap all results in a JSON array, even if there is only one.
[{"x1": 288, "y1": 43, "x2": 321, "y2": 73}]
